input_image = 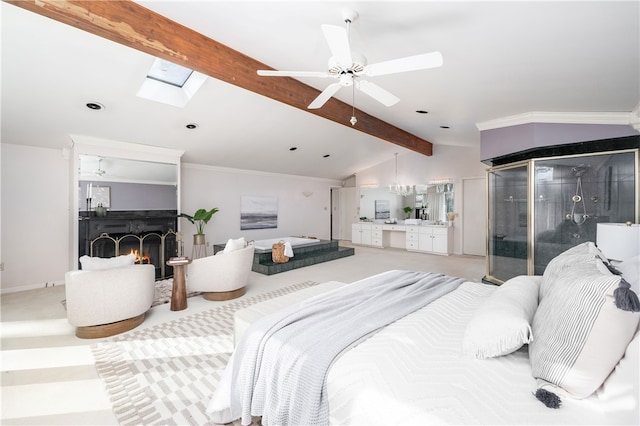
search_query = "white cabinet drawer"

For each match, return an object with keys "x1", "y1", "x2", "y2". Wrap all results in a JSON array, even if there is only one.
[
  {"x1": 432, "y1": 227, "x2": 449, "y2": 236},
  {"x1": 406, "y1": 232, "x2": 419, "y2": 242},
  {"x1": 406, "y1": 240, "x2": 420, "y2": 250},
  {"x1": 383, "y1": 224, "x2": 406, "y2": 232}
]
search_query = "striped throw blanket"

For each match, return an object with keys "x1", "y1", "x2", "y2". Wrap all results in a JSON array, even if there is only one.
[{"x1": 208, "y1": 270, "x2": 465, "y2": 425}]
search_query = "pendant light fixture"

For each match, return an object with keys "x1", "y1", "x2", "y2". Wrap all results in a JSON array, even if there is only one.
[{"x1": 389, "y1": 153, "x2": 413, "y2": 196}]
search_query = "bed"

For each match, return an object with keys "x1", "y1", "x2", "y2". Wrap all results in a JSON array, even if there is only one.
[{"x1": 209, "y1": 242, "x2": 640, "y2": 425}]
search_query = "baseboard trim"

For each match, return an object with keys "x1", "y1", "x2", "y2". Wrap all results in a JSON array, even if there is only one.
[{"x1": 0, "y1": 280, "x2": 65, "y2": 295}]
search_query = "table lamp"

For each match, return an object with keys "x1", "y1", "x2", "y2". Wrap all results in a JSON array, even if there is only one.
[{"x1": 596, "y1": 222, "x2": 640, "y2": 262}]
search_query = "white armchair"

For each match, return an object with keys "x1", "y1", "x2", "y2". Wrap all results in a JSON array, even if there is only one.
[
  {"x1": 65, "y1": 264, "x2": 155, "y2": 338},
  {"x1": 188, "y1": 244, "x2": 255, "y2": 300}
]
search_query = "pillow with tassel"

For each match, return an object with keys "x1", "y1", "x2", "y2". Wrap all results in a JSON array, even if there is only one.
[
  {"x1": 462, "y1": 275, "x2": 540, "y2": 358},
  {"x1": 529, "y1": 256, "x2": 640, "y2": 408}
]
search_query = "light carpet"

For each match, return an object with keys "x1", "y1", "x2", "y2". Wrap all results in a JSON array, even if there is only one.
[
  {"x1": 91, "y1": 281, "x2": 318, "y2": 425},
  {"x1": 152, "y1": 278, "x2": 201, "y2": 307}
]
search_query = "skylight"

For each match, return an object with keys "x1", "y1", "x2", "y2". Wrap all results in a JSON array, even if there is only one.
[
  {"x1": 137, "y1": 57, "x2": 207, "y2": 108},
  {"x1": 146, "y1": 58, "x2": 193, "y2": 88}
]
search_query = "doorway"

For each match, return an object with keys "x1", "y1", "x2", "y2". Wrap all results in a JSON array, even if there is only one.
[{"x1": 462, "y1": 177, "x2": 486, "y2": 256}]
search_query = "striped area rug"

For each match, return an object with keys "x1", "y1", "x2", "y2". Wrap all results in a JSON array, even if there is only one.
[{"x1": 91, "y1": 281, "x2": 318, "y2": 425}]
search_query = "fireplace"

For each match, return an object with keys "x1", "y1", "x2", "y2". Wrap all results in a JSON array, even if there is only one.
[{"x1": 79, "y1": 210, "x2": 178, "y2": 279}]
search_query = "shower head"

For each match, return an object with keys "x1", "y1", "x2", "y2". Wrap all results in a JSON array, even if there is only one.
[{"x1": 571, "y1": 164, "x2": 590, "y2": 177}]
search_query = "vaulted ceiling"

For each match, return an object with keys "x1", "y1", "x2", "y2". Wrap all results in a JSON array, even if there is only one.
[{"x1": 2, "y1": 1, "x2": 638, "y2": 180}]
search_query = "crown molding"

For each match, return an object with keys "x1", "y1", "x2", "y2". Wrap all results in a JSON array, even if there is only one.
[
  {"x1": 631, "y1": 103, "x2": 640, "y2": 131},
  {"x1": 476, "y1": 111, "x2": 636, "y2": 131}
]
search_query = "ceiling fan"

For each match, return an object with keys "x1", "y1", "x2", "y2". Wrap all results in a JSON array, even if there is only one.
[
  {"x1": 94, "y1": 158, "x2": 106, "y2": 177},
  {"x1": 257, "y1": 10, "x2": 443, "y2": 119}
]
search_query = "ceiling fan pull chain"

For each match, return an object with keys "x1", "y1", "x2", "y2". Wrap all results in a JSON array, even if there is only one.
[{"x1": 350, "y1": 81, "x2": 357, "y2": 126}]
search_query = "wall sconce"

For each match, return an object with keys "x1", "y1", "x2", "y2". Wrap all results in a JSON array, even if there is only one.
[
  {"x1": 302, "y1": 191, "x2": 313, "y2": 198},
  {"x1": 597, "y1": 222, "x2": 640, "y2": 262},
  {"x1": 428, "y1": 178, "x2": 453, "y2": 185}
]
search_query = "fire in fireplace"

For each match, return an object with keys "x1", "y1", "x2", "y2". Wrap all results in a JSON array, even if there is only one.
[{"x1": 129, "y1": 249, "x2": 151, "y2": 264}]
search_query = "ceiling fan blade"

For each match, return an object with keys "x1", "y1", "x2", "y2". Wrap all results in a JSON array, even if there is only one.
[
  {"x1": 257, "y1": 70, "x2": 331, "y2": 78},
  {"x1": 364, "y1": 51, "x2": 443, "y2": 77},
  {"x1": 356, "y1": 80, "x2": 400, "y2": 107},
  {"x1": 321, "y1": 24, "x2": 352, "y2": 66},
  {"x1": 308, "y1": 82, "x2": 342, "y2": 109}
]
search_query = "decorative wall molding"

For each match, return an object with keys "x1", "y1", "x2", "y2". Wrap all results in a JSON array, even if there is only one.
[{"x1": 476, "y1": 111, "x2": 637, "y2": 131}]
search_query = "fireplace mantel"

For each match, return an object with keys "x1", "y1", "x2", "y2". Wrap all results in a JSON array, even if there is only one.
[{"x1": 79, "y1": 210, "x2": 178, "y2": 240}]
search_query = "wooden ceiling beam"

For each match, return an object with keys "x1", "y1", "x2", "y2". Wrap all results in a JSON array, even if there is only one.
[{"x1": 6, "y1": 0, "x2": 433, "y2": 156}]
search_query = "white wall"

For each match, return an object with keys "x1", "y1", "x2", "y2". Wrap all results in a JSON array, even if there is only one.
[
  {"x1": 1, "y1": 144, "x2": 70, "y2": 292},
  {"x1": 178, "y1": 163, "x2": 341, "y2": 257}
]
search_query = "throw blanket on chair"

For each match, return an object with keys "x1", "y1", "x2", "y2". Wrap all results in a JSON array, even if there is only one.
[{"x1": 208, "y1": 270, "x2": 465, "y2": 426}]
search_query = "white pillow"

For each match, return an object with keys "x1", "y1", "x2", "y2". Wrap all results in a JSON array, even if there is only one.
[
  {"x1": 223, "y1": 237, "x2": 246, "y2": 254},
  {"x1": 462, "y1": 275, "x2": 541, "y2": 358},
  {"x1": 540, "y1": 242, "x2": 605, "y2": 300},
  {"x1": 79, "y1": 253, "x2": 136, "y2": 271},
  {"x1": 530, "y1": 256, "x2": 640, "y2": 398}
]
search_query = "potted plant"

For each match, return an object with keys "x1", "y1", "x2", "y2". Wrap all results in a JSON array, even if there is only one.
[
  {"x1": 179, "y1": 208, "x2": 219, "y2": 246},
  {"x1": 403, "y1": 206, "x2": 414, "y2": 219}
]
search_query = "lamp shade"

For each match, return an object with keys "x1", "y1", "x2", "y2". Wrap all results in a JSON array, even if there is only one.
[{"x1": 596, "y1": 223, "x2": 640, "y2": 262}]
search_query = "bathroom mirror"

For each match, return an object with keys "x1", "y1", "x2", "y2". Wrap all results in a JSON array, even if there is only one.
[{"x1": 360, "y1": 183, "x2": 453, "y2": 222}]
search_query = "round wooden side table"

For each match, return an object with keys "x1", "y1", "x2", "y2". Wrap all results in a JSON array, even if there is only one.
[{"x1": 166, "y1": 257, "x2": 192, "y2": 311}]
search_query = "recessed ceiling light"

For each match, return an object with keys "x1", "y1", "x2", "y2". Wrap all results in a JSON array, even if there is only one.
[
  {"x1": 185, "y1": 123, "x2": 198, "y2": 129},
  {"x1": 440, "y1": 125, "x2": 450, "y2": 129},
  {"x1": 416, "y1": 110, "x2": 429, "y2": 114},
  {"x1": 86, "y1": 102, "x2": 104, "y2": 111},
  {"x1": 289, "y1": 147, "x2": 298, "y2": 151},
  {"x1": 323, "y1": 154, "x2": 330, "y2": 158}
]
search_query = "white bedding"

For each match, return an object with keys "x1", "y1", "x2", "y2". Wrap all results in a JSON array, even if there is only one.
[{"x1": 326, "y1": 281, "x2": 637, "y2": 425}]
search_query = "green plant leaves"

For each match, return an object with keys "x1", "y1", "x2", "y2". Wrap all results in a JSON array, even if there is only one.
[{"x1": 179, "y1": 208, "x2": 219, "y2": 234}]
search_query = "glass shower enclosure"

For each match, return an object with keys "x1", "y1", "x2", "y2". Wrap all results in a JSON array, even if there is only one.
[{"x1": 485, "y1": 148, "x2": 638, "y2": 285}]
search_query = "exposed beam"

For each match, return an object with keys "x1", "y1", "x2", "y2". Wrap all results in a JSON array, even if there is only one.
[{"x1": 5, "y1": 0, "x2": 433, "y2": 156}]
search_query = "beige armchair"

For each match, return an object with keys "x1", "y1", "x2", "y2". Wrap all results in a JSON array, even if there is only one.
[
  {"x1": 65, "y1": 264, "x2": 155, "y2": 338},
  {"x1": 187, "y1": 244, "x2": 255, "y2": 301}
]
